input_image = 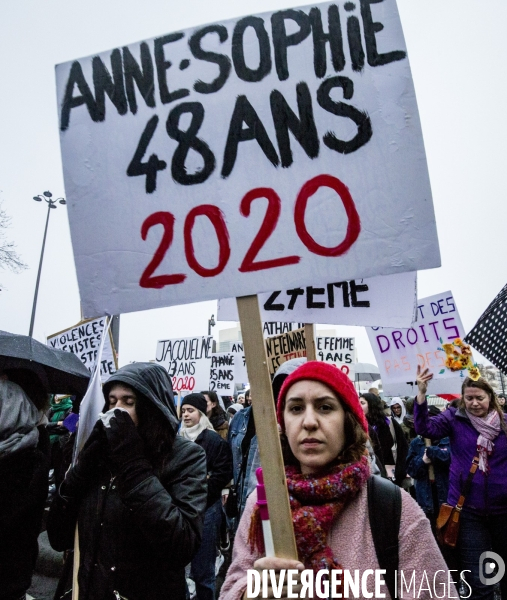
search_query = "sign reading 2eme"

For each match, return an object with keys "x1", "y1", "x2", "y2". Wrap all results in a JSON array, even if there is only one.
[{"x1": 56, "y1": 0, "x2": 440, "y2": 318}]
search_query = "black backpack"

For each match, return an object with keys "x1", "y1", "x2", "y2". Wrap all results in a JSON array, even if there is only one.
[{"x1": 367, "y1": 476, "x2": 401, "y2": 600}]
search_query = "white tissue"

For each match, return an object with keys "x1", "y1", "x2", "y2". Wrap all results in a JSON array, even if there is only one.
[{"x1": 97, "y1": 407, "x2": 129, "y2": 428}]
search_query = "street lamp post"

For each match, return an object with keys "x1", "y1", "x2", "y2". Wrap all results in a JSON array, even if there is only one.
[
  {"x1": 208, "y1": 314, "x2": 216, "y2": 352},
  {"x1": 208, "y1": 314, "x2": 215, "y2": 336},
  {"x1": 29, "y1": 191, "x2": 66, "y2": 337}
]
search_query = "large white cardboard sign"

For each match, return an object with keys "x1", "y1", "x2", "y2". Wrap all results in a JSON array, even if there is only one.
[
  {"x1": 209, "y1": 352, "x2": 248, "y2": 393},
  {"x1": 316, "y1": 336, "x2": 356, "y2": 379},
  {"x1": 155, "y1": 335, "x2": 213, "y2": 393},
  {"x1": 47, "y1": 317, "x2": 117, "y2": 383},
  {"x1": 56, "y1": 0, "x2": 439, "y2": 318},
  {"x1": 367, "y1": 291, "x2": 470, "y2": 396},
  {"x1": 218, "y1": 272, "x2": 416, "y2": 327}
]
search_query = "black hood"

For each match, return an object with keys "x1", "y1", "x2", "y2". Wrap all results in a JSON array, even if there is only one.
[{"x1": 102, "y1": 363, "x2": 179, "y2": 433}]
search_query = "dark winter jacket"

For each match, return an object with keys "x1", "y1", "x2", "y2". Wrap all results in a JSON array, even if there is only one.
[
  {"x1": 406, "y1": 436, "x2": 450, "y2": 514},
  {"x1": 47, "y1": 363, "x2": 208, "y2": 600},
  {"x1": 372, "y1": 416, "x2": 408, "y2": 487},
  {"x1": 210, "y1": 412, "x2": 229, "y2": 440},
  {"x1": 228, "y1": 358, "x2": 306, "y2": 520},
  {"x1": 0, "y1": 426, "x2": 50, "y2": 600},
  {"x1": 414, "y1": 399, "x2": 507, "y2": 515},
  {"x1": 195, "y1": 428, "x2": 233, "y2": 507}
]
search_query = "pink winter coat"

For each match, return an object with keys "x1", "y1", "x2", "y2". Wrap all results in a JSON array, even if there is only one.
[{"x1": 220, "y1": 485, "x2": 457, "y2": 600}]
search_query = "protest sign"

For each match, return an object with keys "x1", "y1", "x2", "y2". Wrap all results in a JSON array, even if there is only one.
[
  {"x1": 56, "y1": 0, "x2": 439, "y2": 318},
  {"x1": 316, "y1": 336, "x2": 355, "y2": 379},
  {"x1": 219, "y1": 272, "x2": 417, "y2": 327},
  {"x1": 367, "y1": 291, "x2": 473, "y2": 395},
  {"x1": 209, "y1": 352, "x2": 248, "y2": 393},
  {"x1": 155, "y1": 335, "x2": 213, "y2": 392},
  {"x1": 47, "y1": 316, "x2": 117, "y2": 383},
  {"x1": 265, "y1": 327, "x2": 307, "y2": 375},
  {"x1": 262, "y1": 322, "x2": 305, "y2": 337}
]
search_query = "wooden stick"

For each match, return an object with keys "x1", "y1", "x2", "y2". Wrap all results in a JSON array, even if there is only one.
[
  {"x1": 304, "y1": 323, "x2": 316, "y2": 361},
  {"x1": 72, "y1": 526, "x2": 79, "y2": 599},
  {"x1": 237, "y1": 295, "x2": 297, "y2": 559},
  {"x1": 424, "y1": 438, "x2": 435, "y2": 482}
]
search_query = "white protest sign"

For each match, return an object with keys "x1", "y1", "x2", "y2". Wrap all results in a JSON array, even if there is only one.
[
  {"x1": 155, "y1": 335, "x2": 213, "y2": 393},
  {"x1": 367, "y1": 291, "x2": 470, "y2": 395},
  {"x1": 56, "y1": 0, "x2": 440, "y2": 318},
  {"x1": 209, "y1": 352, "x2": 248, "y2": 393},
  {"x1": 316, "y1": 336, "x2": 356, "y2": 379},
  {"x1": 263, "y1": 322, "x2": 304, "y2": 338},
  {"x1": 218, "y1": 272, "x2": 416, "y2": 327},
  {"x1": 47, "y1": 316, "x2": 117, "y2": 383}
]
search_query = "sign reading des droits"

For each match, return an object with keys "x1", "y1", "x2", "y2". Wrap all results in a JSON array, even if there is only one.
[
  {"x1": 367, "y1": 291, "x2": 468, "y2": 396},
  {"x1": 56, "y1": 0, "x2": 440, "y2": 318}
]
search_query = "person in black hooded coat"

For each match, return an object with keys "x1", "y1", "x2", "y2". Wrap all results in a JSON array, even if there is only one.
[{"x1": 47, "y1": 362, "x2": 208, "y2": 600}]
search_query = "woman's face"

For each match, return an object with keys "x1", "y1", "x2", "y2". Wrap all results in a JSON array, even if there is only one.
[
  {"x1": 181, "y1": 405, "x2": 201, "y2": 427},
  {"x1": 284, "y1": 379, "x2": 346, "y2": 476},
  {"x1": 463, "y1": 386, "x2": 491, "y2": 418},
  {"x1": 391, "y1": 403, "x2": 402, "y2": 417},
  {"x1": 204, "y1": 394, "x2": 216, "y2": 416},
  {"x1": 359, "y1": 397, "x2": 368, "y2": 415},
  {"x1": 108, "y1": 384, "x2": 138, "y2": 426}
]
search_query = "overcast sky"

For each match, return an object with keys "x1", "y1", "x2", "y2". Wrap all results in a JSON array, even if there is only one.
[{"x1": 0, "y1": 0, "x2": 506, "y2": 368}]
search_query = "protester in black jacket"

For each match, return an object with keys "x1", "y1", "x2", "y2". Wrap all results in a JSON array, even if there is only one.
[
  {"x1": 361, "y1": 392, "x2": 409, "y2": 487},
  {"x1": 47, "y1": 363, "x2": 208, "y2": 600},
  {"x1": 180, "y1": 393, "x2": 233, "y2": 600},
  {"x1": 0, "y1": 375, "x2": 50, "y2": 600}
]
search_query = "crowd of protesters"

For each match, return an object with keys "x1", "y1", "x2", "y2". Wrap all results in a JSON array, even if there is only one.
[{"x1": 1, "y1": 357, "x2": 506, "y2": 600}]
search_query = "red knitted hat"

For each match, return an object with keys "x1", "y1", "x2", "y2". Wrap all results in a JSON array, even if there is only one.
[{"x1": 277, "y1": 361, "x2": 368, "y2": 433}]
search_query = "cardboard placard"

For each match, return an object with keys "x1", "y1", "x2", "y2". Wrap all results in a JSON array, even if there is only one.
[
  {"x1": 218, "y1": 272, "x2": 417, "y2": 327},
  {"x1": 47, "y1": 316, "x2": 117, "y2": 383},
  {"x1": 209, "y1": 351, "x2": 248, "y2": 393},
  {"x1": 265, "y1": 327, "x2": 307, "y2": 375},
  {"x1": 316, "y1": 336, "x2": 356, "y2": 379},
  {"x1": 56, "y1": 1, "x2": 439, "y2": 318},
  {"x1": 367, "y1": 291, "x2": 469, "y2": 395},
  {"x1": 155, "y1": 335, "x2": 213, "y2": 393}
]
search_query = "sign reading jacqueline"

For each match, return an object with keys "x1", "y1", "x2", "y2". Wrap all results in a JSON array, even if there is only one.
[
  {"x1": 56, "y1": 0, "x2": 440, "y2": 317},
  {"x1": 367, "y1": 291, "x2": 472, "y2": 395},
  {"x1": 155, "y1": 335, "x2": 213, "y2": 393}
]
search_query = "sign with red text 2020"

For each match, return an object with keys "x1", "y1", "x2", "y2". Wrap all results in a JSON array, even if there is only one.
[
  {"x1": 56, "y1": 0, "x2": 440, "y2": 317},
  {"x1": 367, "y1": 291, "x2": 468, "y2": 396}
]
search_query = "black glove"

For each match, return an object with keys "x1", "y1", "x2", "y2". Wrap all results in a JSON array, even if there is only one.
[
  {"x1": 104, "y1": 409, "x2": 153, "y2": 494},
  {"x1": 61, "y1": 420, "x2": 105, "y2": 498}
]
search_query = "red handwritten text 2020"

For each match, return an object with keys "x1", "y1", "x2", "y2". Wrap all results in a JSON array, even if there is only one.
[{"x1": 139, "y1": 174, "x2": 360, "y2": 289}]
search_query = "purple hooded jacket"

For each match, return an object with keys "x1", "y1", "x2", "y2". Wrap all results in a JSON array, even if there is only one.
[{"x1": 414, "y1": 399, "x2": 507, "y2": 515}]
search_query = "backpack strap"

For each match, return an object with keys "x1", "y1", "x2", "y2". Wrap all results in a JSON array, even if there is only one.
[{"x1": 367, "y1": 475, "x2": 401, "y2": 599}]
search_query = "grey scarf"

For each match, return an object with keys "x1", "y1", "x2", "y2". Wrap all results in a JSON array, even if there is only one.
[{"x1": 0, "y1": 380, "x2": 39, "y2": 458}]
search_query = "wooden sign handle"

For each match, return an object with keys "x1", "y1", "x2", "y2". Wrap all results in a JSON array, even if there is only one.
[
  {"x1": 424, "y1": 438, "x2": 435, "y2": 482},
  {"x1": 236, "y1": 295, "x2": 298, "y2": 559},
  {"x1": 72, "y1": 526, "x2": 79, "y2": 599},
  {"x1": 304, "y1": 323, "x2": 316, "y2": 361}
]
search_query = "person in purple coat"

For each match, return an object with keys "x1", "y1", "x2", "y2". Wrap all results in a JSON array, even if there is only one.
[{"x1": 415, "y1": 365, "x2": 507, "y2": 600}]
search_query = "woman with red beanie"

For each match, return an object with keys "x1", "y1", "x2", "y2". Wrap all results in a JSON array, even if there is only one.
[{"x1": 220, "y1": 362, "x2": 453, "y2": 600}]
